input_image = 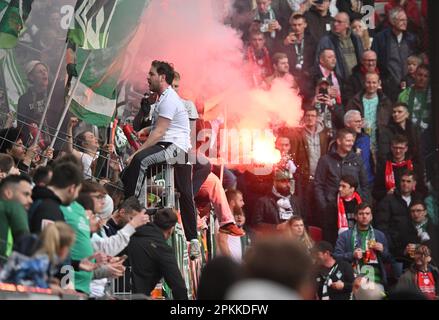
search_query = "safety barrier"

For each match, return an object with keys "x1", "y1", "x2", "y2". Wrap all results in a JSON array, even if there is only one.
[{"x1": 110, "y1": 163, "x2": 216, "y2": 300}]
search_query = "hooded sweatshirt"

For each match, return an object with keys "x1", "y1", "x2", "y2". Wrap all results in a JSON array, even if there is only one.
[
  {"x1": 29, "y1": 186, "x2": 65, "y2": 233},
  {"x1": 127, "y1": 223, "x2": 188, "y2": 299}
]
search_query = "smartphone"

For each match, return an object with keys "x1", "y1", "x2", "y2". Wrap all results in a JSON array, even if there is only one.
[{"x1": 319, "y1": 87, "x2": 328, "y2": 95}]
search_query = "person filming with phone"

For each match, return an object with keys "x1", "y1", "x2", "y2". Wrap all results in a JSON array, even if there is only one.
[{"x1": 311, "y1": 77, "x2": 344, "y2": 137}]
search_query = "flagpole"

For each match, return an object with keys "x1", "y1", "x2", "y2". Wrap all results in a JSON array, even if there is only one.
[
  {"x1": 32, "y1": 41, "x2": 68, "y2": 146},
  {"x1": 219, "y1": 104, "x2": 228, "y2": 185},
  {"x1": 106, "y1": 118, "x2": 118, "y2": 178},
  {"x1": 42, "y1": 51, "x2": 92, "y2": 165}
]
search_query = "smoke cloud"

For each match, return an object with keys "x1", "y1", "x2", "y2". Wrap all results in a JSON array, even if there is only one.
[{"x1": 123, "y1": 0, "x2": 303, "y2": 131}]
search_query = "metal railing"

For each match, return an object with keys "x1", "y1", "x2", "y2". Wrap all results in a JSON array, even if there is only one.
[
  {"x1": 0, "y1": 111, "x2": 218, "y2": 299},
  {"x1": 109, "y1": 163, "x2": 217, "y2": 300}
]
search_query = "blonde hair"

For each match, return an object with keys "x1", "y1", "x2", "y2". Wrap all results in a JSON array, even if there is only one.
[
  {"x1": 351, "y1": 19, "x2": 371, "y2": 50},
  {"x1": 38, "y1": 222, "x2": 76, "y2": 263},
  {"x1": 280, "y1": 216, "x2": 314, "y2": 251},
  {"x1": 407, "y1": 55, "x2": 422, "y2": 66}
]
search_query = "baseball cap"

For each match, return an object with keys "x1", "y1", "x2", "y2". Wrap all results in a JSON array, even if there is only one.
[
  {"x1": 24, "y1": 60, "x2": 48, "y2": 79},
  {"x1": 274, "y1": 169, "x2": 291, "y2": 181}
]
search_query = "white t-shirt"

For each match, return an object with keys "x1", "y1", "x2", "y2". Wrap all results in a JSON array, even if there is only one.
[
  {"x1": 227, "y1": 235, "x2": 243, "y2": 262},
  {"x1": 78, "y1": 151, "x2": 98, "y2": 179},
  {"x1": 215, "y1": 220, "x2": 242, "y2": 262},
  {"x1": 182, "y1": 99, "x2": 199, "y2": 120},
  {"x1": 151, "y1": 87, "x2": 191, "y2": 152}
]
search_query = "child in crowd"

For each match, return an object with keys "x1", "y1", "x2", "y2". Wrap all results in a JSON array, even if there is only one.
[{"x1": 401, "y1": 55, "x2": 423, "y2": 90}]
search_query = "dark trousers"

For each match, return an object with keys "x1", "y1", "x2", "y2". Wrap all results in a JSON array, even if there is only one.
[
  {"x1": 296, "y1": 175, "x2": 319, "y2": 227},
  {"x1": 322, "y1": 203, "x2": 338, "y2": 246},
  {"x1": 192, "y1": 153, "x2": 212, "y2": 195},
  {"x1": 121, "y1": 143, "x2": 197, "y2": 241}
]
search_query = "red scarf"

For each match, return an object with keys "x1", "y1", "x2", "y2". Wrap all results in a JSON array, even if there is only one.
[
  {"x1": 337, "y1": 192, "x2": 362, "y2": 233},
  {"x1": 360, "y1": 65, "x2": 380, "y2": 76},
  {"x1": 385, "y1": 159, "x2": 414, "y2": 191},
  {"x1": 247, "y1": 46, "x2": 272, "y2": 86}
]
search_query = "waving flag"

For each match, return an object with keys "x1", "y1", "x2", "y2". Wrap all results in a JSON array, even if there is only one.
[
  {"x1": 0, "y1": 0, "x2": 33, "y2": 48},
  {"x1": 0, "y1": 48, "x2": 26, "y2": 110},
  {"x1": 67, "y1": 0, "x2": 117, "y2": 50},
  {"x1": 68, "y1": 0, "x2": 151, "y2": 126}
]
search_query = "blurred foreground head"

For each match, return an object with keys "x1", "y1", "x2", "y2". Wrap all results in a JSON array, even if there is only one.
[
  {"x1": 227, "y1": 237, "x2": 315, "y2": 300},
  {"x1": 198, "y1": 257, "x2": 243, "y2": 300}
]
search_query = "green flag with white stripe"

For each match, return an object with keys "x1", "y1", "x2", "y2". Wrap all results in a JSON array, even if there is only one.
[
  {"x1": 0, "y1": 48, "x2": 26, "y2": 110},
  {"x1": 0, "y1": 0, "x2": 33, "y2": 49},
  {"x1": 69, "y1": 0, "x2": 150, "y2": 126}
]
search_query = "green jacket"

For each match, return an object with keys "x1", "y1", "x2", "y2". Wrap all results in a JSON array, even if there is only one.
[
  {"x1": 398, "y1": 86, "x2": 431, "y2": 130},
  {"x1": 0, "y1": 200, "x2": 29, "y2": 260},
  {"x1": 61, "y1": 201, "x2": 93, "y2": 294}
]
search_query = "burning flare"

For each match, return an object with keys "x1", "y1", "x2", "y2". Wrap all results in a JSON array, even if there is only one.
[{"x1": 251, "y1": 136, "x2": 281, "y2": 164}]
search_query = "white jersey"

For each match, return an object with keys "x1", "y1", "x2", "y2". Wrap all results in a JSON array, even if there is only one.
[{"x1": 151, "y1": 86, "x2": 191, "y2": 152}]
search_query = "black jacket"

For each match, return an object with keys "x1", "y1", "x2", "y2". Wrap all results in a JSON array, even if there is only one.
[
  {"x1": 105, "y1": 217, "x2": 123, "y2": 237},
  {"x1": 314, "y1": 148, "x2": 370, "y2": 211},
  {"x1": 399, "y1": 219, "x2": 439, "y2": 268},
  {"x1": 372, "y1": 28, "x2": 418, "y2": 102},
  {"x1": 377, "y1": 119, "x2": 422, "y2": 165},
  {"x1": 375, "y1": 191, "x2": 423, "y2": 257},
  {"x1": 29, "y1": 186, "x2": 65, "y2": 234},
  {"x1": 275, "y1": 33, "x2": 317, "y2": 97},
  {"x1": 304, "y1": 7, "x2": 334, "y2": 43},
  {"x1": 17, "y1": 82, "x2": 70, "y2": 149},
  {"x1": 336, "y1": 0, "x2": 375, "y2": 22},
  {"x1": 133, "y1": 97, "x2": 153, "y2": 131},
  {"x1": 316, "y1": 258, "x2": 355, "y2": 300},
  {"x1": 252, "y1": 191, "x2": 302, "y2": 227},
  {"x1": 127, "y1": 223, "x2": 188, "y2": 300},
  {"x1": 17, "y1": 88, "x2": 47, "y2": 145},
  {"x1": 343, "y1": 64, "x2": 366, "y2": 104}
]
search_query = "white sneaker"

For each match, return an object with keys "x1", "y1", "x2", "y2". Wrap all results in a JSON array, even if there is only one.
[{"x1": 189, "y1": 239, "x2": 201, "y2": 260}]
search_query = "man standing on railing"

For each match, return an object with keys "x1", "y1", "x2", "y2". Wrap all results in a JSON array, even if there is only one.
[{"x1": 121, "y1": 60, "x2": 200, "y2": 260}]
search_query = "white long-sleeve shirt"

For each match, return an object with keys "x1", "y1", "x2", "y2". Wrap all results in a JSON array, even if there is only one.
[
  {"x1": 89, "y1": 224, "x2": 136, "y2": 297},
  {"x1": 91, "y1": 224, "x2": 136, "y2": 256}
]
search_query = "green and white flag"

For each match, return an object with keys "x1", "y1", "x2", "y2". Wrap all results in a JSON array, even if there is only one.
[
  {"x1": 69, "y1": 0, "x2": 150, "y2": 126},
  {"x1": 0, "y1": 48, "x2": 26, "y2": 110},
  {"x1": 67, "y1": 0, "x2": 117, "y2": 50},
  {"x1": 0, "y1": 0, "x2": 33, "y2": 48},
  {"x1": 67, "y1": 0, "x2": 149, "y2": 49},
  {"x1": 69, "y1": 47, "x2": 120, "y2": 126}
]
